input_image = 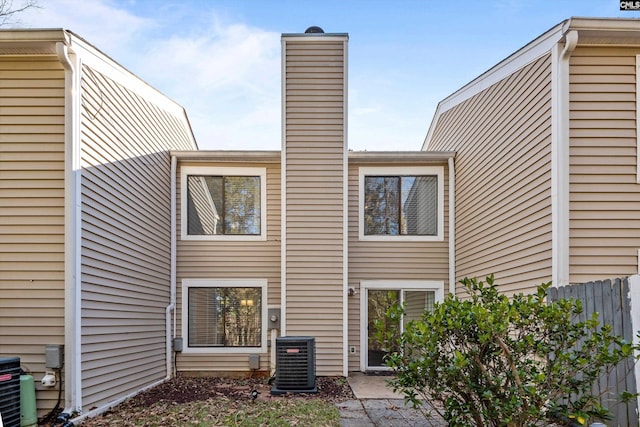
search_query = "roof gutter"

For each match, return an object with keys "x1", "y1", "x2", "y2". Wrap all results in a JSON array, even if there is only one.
[{"x1": 56, "y1": 38, "x2": 83, "y2": 415}]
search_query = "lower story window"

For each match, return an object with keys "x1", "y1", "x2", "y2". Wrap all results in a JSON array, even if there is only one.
[{"x1": 183, "y1": 279, "x2": 267, "y2": 353}]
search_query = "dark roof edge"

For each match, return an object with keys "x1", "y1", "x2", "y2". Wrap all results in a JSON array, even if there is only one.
[{"x1": 282, "y1": 33, "x2": 348, "y2": 38}]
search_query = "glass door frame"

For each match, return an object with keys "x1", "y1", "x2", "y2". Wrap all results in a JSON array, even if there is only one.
[{"x1": 360, "y1": 280, "x2": 444, "y2": 372}]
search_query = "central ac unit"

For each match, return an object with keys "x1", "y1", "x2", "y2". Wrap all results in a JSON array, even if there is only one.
[
  {"x1": 271, "y1": 336, "x2": 317, "y2": 394},
  {"x1": 0, "y1": 357, "x2": 20, "y2": 427}
]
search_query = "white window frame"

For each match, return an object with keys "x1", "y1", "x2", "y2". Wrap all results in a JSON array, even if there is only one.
[
  {"x1": 358, "y1": 166, "x2": 444, "y2": 241},
  {"x1": 181, "y1": 278, "x2": 268, "y2": 354},
  {"x1": 360, "y1": 279, "x2": 445, "y2": 371},
  {"x1": 180, "y1": 166, "x2": 267, "y2": 241}
]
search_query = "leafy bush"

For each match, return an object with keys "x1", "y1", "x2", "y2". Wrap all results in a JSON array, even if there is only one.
[{"x1": 376, "y1": 275, "x2": 638, "y2": 427}]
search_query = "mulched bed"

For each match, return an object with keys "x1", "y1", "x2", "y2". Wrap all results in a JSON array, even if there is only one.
[
  {"x1": 122, "y1": 375, "x2": 354, "y2": 406},
  {"x1": 59, "y1": 375, "x2": 353, "y2": 426}
]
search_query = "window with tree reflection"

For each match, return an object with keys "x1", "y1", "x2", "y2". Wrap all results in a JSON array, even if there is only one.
[
  {"x1": 364, "y1": 175, "x2": 438, "y2": 236},
  {"x1": 188, "y1": 286, "x2": 262, "y2": 348},
  {"x1": 187, "y1": 175, "x2": 261, "y2": 236}
]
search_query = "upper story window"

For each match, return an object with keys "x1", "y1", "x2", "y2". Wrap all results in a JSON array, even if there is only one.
[
  {"x1": 181, "y1": 166, "x2": 267, "y2": 241},
  {"x1": 359, "y1": 166, "x2": 444, "y2": 241}
]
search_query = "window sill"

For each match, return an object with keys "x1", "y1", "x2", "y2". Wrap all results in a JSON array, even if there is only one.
[
  {"x1": 358, "y1": 235, "x2": 444, "y2": 242},
  {"x1": 181, "y1": 234, "x2": 267, "y2": 242}
]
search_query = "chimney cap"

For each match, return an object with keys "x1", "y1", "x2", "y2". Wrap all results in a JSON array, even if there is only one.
[{"x1": 304, "y1": 26, "x2": 324, "y2": 34}]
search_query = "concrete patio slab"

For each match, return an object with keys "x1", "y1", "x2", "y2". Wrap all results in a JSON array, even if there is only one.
[
  {"x1": 338, "y1": 373, "x2": 447, "y2": 426},
  {"x1": 347, "y1": 372, "x2": 403, "y2": 399}
]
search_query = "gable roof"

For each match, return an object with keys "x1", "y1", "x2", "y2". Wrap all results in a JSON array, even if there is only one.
[
  {"x1": 422, "y1": 17, "x2": 640, "y2": 150},
  {"x1": 0, "y1": 28, "x2": 198, "y2": 150}
]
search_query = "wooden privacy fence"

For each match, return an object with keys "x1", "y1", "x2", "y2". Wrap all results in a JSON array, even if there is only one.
[{"x1": 547, "y1": 278, "x2": 638, "y2": 427}]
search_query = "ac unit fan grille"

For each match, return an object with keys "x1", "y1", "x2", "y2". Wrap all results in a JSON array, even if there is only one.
[
  {"x1": 271, "y1": 337, "x2": 317, "y2": 394},
  {"x1": 0, "y1": 357, "x2": 20, "y2": 427},
  {"x1": 276, "y1": 342, "x2": 311, "y2": 388}
]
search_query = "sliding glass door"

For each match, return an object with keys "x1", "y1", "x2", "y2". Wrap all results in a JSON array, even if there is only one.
[{"x1": 361, "y1": 281, "x2": 443, "y2": 371}]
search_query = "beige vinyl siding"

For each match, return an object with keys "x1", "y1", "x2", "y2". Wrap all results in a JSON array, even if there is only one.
[
  {"x1": 569, "y1": 47, "x2": 640, "y2": 282},
  {"x1": 175, "y1": 162, "x2": 281, "y2": 372},
  {"x1": 79, "y1": 64, "x2": 195, "y2": 410},
  {"x1": 283, "y1": 37, "x2": 346, "y2": 376},
  {"x1": 428, "y1": 54, "x2": 553, "y2": 295},
  {"x1": 347, "y1": 162, "x2": 449, "y2": 371},
  {"x1": 0, "y1": 57, "x2": 65, "y2": 415}
]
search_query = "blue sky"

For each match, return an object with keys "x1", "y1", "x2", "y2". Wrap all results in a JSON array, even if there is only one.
[{"x1": 17, "y1": 0, "x2": 639, "y2": 150}]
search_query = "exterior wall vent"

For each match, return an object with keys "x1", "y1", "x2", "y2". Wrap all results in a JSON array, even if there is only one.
[
  {"x1": 271, "y1": 336, "x2": 317, "y2": 394},
  {"x1": 0, "y1": 357, "x2": 21, "y2": 427},
  {"x1": 305, "y1": 26, "x2": 324, "y2": 34}
]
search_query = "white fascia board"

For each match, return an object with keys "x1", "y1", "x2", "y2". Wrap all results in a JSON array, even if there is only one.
[{"x1": 422, "y1": 22, "x2": 565, "y2": 150}]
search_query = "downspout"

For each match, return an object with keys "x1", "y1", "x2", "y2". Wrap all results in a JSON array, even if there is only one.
[
  {"x1": 280, "y1": 37, "x2": 287, "y2": 337},
  {"x1": 448, "y1": 157, "x2": 456, "y2": 296},
  {"x1": 56, "y1": 39, "x2": 82, "y2": 416},
  {"x1": 167, "y1": 155, "x2": 177, "y2": 379},
  {"x1": 342, "y1": 39, "x2": 349, "y2": 377},
  {"x1": 551, "y1": 29, "x2": 577, "y2": 287}
]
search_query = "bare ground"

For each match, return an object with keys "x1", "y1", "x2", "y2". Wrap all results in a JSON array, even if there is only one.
[{"x1": 65, "y1": 375, "x2": 353, "y2": 426}]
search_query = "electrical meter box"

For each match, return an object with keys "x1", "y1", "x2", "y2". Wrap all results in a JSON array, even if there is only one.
[{"x1": 45, "y1": 344, "x2": 64, "y2": 369}]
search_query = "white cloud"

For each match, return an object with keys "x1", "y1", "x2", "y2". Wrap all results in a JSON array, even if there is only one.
[
  {"x1": 16, "y1": 0, "x2": 428, "y2": 152},
  {"x1": 20, "y1": 0, "x2": 283, "y2": 150},
  {"x1": 132, "y1": 16, "x2": 282, "y2": 149},
  {"x1": 20, "y1": 0, "x2": 152, "y2": 60},
  {"x1": 137, "y1": 19, "x2": 280, "y2": 149},
  {"x1": 139, "y1": 21, "x2": 279, "y2": 92}
]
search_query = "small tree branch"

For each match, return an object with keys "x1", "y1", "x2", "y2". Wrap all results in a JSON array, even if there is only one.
[
  {"x1": 495, "y1": 335, "x2": 523, "y2": 388},
  {"x1": 0, "y1": 0, "x2": 40, "y2": 27}
]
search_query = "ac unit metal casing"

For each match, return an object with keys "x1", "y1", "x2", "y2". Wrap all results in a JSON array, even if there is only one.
[
  {"x1": 0, "y1": 357, "x2": 20, "y2": 427},
  {"x1": 271, "y1": 336, "x2": 317, "y2": 394}
]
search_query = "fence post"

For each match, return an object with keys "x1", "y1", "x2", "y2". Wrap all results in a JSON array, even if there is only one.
[{"x1": 629, "y1": 274, "x2": 640, "y2": 426}]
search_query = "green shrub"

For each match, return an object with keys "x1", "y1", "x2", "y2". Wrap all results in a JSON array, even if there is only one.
[{"x1": 376, "y1": 275, "x2": 638, "y2": 427}]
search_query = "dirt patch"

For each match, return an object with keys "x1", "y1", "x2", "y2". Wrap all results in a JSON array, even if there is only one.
[
  {"x1": 122, "y1": 375, "x2": 353, "y2": 407},
  {"x1": 71, "y1": 375, "x2": 353, "y2": 426}
]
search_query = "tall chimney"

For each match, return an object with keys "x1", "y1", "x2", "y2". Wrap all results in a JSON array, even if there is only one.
[{"x1": 281, "y1": 27, "x2": 348, "y2": 376}]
